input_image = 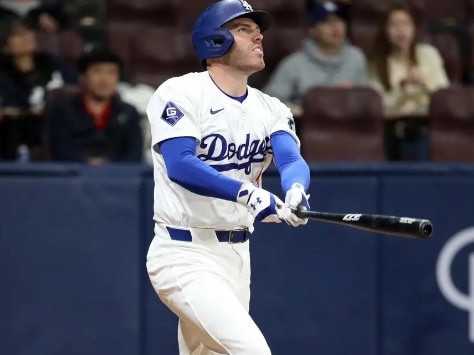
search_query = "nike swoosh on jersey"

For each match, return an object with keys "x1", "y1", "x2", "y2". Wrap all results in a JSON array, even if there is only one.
[{"x1": 210, "y1": 107, "x2": 224, "y2": 115}]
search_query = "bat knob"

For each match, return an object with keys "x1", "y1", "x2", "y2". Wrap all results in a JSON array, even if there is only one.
[{"x1": 419, "y1": 220, "x2": 434, "y2": 238}]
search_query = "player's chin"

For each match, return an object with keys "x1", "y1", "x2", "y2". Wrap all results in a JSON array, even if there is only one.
[
  {"x1": 242, "y1": 57, "x2": 265, "y2": 74},
  {"x1": 252, "y1": 58, "x2": 265, "y2": 71},
  {"x1": 251, "y1": 52, "x2": 265, "y2": 65}
]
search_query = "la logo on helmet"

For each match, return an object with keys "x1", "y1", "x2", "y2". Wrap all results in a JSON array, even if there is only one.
[{"x1": 240, "y1": 0, "x2": 253, "y2": 11}]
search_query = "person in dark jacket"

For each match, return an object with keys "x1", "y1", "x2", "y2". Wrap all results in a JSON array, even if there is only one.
[
  {"x1": 0, "y1": 16, "x2": 76, "y2": 110},
  {"x1": 47, "y1": 50, "x2": 143, "y2": 164},
  {"x1": 0, "y1": 15, "x2": 75, "y2": 160}
]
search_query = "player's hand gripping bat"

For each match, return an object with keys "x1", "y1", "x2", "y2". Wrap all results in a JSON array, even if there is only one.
[{"x1": 294, "y1": 210, "x2": 433, "y2": 239}]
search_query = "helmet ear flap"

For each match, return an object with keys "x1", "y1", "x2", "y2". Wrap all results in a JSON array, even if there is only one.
[{"x1": 192, "y1": 27, "x2": 235, "y2": 65}]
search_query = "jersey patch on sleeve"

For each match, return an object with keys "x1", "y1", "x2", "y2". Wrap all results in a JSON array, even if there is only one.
[{"x1": 161, "y1": 101, "x2": 184, "y2": 126}]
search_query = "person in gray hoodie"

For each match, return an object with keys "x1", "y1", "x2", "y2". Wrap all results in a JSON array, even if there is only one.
[{"x1": 263, "y1": 1, "x2": 369, "y2": 116}]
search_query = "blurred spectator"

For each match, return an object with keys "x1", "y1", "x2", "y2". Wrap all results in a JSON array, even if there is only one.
[
  {"x1": 0, "y1": 1, "x2": 106, "y2": 49},
  {"x1": 305, "y1": 0, "x2": 352, "y2": 21},
  {"x1": 306, "y1": 0, "x2": 352, "y2": 10},
  {"x1": 47, "y1": 50, "x2": 143, "y2": 164},
  {"x1": 0, "y1": 16, "x2": 76, "y2": 109},
  {"x1": 61, "y1": 0, "x2": 106, "y2": 51},
  {"x1": 0, "y1": 0, "x2": 70, "y2": 32},
  {"x1": 0, "y1": 16, "x2": 76, "y2": 160},
  {"x1": 367, "y1": 3, "x2": 449, "y2": 160},
  {"x1": 263, "y1": 1, "x2": 368, "y2": 116},
  {"x1": 61, "y1": 0, "x2": 104, "y2": 26},
  {"x1": 307, "y1": 0, "x2": 353, "y2": 40},
  {"x1": 116, "y1": 81, "x2": 155, "y2": 165},
  {"x1": 368, "y1": 3, "x2": 449, "y2": 118}
]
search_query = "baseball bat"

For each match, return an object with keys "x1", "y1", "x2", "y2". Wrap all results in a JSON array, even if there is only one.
[{"x1": 295, "y1": 210, "x2": 433, "y2": 239}]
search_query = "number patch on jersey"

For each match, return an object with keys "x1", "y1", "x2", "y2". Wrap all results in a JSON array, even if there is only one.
[{"x1": 161, "y1": 101, "x2": 184, "y2": 126}]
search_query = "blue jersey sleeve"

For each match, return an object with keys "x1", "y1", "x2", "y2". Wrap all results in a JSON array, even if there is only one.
[
  {"x1": 270, "y1": 131, "x2": 310, "y2": 193},
  {"x1": 159, "y1": 137, "x2": 243, "y2": 201}
]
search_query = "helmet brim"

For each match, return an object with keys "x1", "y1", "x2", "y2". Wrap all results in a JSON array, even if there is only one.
[{"x1": 232, "y1": 10, "x2": 273, "y2": 32}]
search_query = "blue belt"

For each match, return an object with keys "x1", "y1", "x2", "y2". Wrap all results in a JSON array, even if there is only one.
[{"x1": 166, "y1": 227, "x2": 249, "y2": 243}]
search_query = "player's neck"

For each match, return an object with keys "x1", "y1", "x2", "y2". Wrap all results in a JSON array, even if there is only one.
[{"x1": 207, "y1": 66, "x2": 248, "y2": 97}]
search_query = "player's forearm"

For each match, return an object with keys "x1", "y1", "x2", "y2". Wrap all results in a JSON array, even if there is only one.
[
  {"x1": 167, "y1": 158, "x2": 243, "y2": 201},
  {"x1": 270, "y1": 131, "x2": 310, "y2": 192},
  {"x1": 278, "y1": 157, "x2": 310, "y2": 192},
  {"x1": 160, "y1": 137, "x2": 243, "y2": 201}
]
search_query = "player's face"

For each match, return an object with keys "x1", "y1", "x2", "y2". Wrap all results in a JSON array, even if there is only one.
[
  {"x1": 80, "y1": 63, "x2": 120, "y2": 101},
  {"x1": 386, "y1": 10, "x2": 415, "y2": 51},
  {"x1": 310, "y1": 15, "x2": 346, "y2": 50},
  {"x1": 222, "y1": 17, "x2": 265, "y2": 74}
]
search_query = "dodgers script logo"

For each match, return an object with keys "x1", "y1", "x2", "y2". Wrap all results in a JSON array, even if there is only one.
[
  {"x1": 197, "y1": 133, "x2": 269, "y2": 175},
  {"x1": 436, "y1": 227, "x2": 474, "y2": 343}
]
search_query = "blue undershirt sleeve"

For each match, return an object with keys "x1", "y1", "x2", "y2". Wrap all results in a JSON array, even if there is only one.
[
  {"x1": 159, "y1": 137, "x2": 243, "y2": 201},
  {"x1": 270, "y1": 131, "x2": 310, "y2": 193}
]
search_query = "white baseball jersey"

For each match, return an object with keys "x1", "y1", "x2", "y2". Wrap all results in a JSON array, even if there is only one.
[{"x1": 146, "y1": 71, "x2": 299, "y2": 231}]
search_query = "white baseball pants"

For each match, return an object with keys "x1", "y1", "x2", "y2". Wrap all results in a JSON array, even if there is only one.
[{"x1": 146, "y1": 226, "x2": 271, "y2": 355}]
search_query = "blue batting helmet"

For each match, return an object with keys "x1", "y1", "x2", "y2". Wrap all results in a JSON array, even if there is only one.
[{"x1": 192, "y1": 0, "x2": 273, "y2": 66}]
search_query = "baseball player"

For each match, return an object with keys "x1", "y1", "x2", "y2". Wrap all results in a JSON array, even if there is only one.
[{"x1": 146, "y1": 1, "x2": 311, "y2": 354}]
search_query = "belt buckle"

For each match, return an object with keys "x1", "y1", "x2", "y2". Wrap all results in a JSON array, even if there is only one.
[{"x1": 227, "y1": 230, "x2": 248, "y2": 244}]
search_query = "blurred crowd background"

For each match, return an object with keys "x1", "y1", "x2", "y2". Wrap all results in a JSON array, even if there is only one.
[{"x1": 0, "y1": 0, "x2": 473, "y2": 165}]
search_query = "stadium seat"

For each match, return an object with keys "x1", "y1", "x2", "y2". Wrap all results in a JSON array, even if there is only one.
[
  {"x1": 351, "y1": 0, "x2": 389, "y2": 26},
  {"x1": 426, "y1": 32, "x2": 463, "y2": 83},
  {"x1": 428, "y1": 86, "x2": 474, "y2": 162},
  {"x1": 106, "y1": 0, "x2": 180, "y2": 25},
  {"x1": 105, "y1": 22, "x2": 137, "y2": 78},
  {"x1": 468, "y1": 0, "x2": 474, "y2": 21},
  {"x1": 41, "y1": 85, "x2": 82, "y2": 160},
  {"x1": 422, "y1": 0, "x2": 467, "y2": 22},
  {"x1": 250, "y1": 0, "x2": 305, "y2": 27},
  {"x1": 178, "y1": 0, "x2": 305, "y2": 29},
  {"x1": 36, "y1": 31, "x2": 84, "y2": 67},
  {"x1": 466, "y1": 22, "x2": 474, "y2": 82},
  {"x1": 351, "y1": 0, "x2": 425, "y2": 27},
  {"x1": 251, "y1": 27, "x2": 306, "y2": 89},
  {"x1": 350, "y1": 22, "x2": 377, "y2": 57},
  {"x1": 262, "y1": 27, "x2": 306, "y2": 69},
  {"x1": 128, "y1": 26, "x2": 201, "y2": 87},
  {"x1": 177, "y1": 0, "x2": 214, "y2": 29},
  {"x1": 299, "y1": 87, "x2": 386, "y2": 162}
]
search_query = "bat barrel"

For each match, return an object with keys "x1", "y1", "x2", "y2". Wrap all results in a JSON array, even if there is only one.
[{"x1": 296, "y1": 210, "x2": 434, "y2": 240}]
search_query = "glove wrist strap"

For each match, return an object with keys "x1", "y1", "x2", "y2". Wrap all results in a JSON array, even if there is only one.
[
  {"x1": 236, "y1": 183, "x2": 256, "y2": 205},
  {"x1": 290, "y1": 183, "x2": 305, "y2": 192}
]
